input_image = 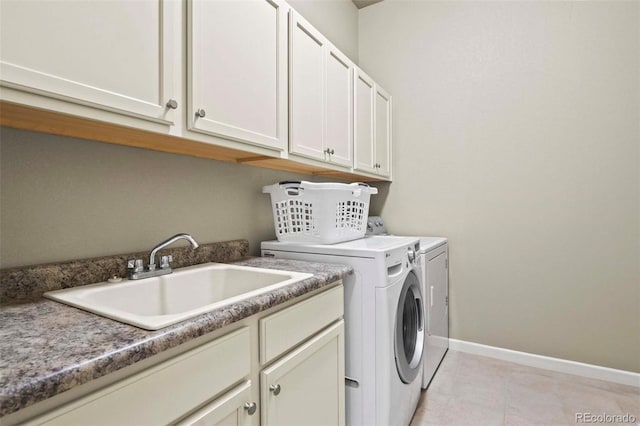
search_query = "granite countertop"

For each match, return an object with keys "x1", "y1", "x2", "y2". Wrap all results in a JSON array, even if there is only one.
[{"x1": 0, "y1": 257, "x2": 352, "y2": 418}]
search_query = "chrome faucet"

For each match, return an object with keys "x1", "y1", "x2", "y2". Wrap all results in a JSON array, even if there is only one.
[{"x1": 127, "y1": 233, "x2": 200, "y2": 280}]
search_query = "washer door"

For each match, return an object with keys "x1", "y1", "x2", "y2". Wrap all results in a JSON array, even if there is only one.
[{"x1": 394, "y1": 270, "x2": 425, "y2": 384}]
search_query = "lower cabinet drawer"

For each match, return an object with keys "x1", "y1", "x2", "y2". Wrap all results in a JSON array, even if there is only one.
[
  {"x1": 33, "y1": 327, "x2": 251, "y2": 426},
  {"x1": 259, "y1": 285, "x2": 343, "y2": 364}
]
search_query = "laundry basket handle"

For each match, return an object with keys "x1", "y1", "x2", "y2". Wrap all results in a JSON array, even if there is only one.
[{"x1": 278, "y1": 180, "x2": 304, "y2": 196}]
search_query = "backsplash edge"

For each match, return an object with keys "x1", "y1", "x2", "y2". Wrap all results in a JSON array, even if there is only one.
[{"x1": 0, "y1": 239, "x2": 250, "y2": 303}]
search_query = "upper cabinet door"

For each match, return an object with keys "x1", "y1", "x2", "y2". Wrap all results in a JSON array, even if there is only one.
[
  {"x1": 353, "y1": 68, "x2": 376, "y2": 174},
  {"x1": 289, "y1": 11, "x2": 325, "y2": 161},
  {"x1": 324, "y1": 47, "x2": 353, "y2": 168},
  {"x1": 289, "y1": 11, "x2": 353, "y2": 169},
  {"x1": 188, "y1": 0, "x2": 288, "y2": 151},
  {"x1": 374, "y1": 85, "x2": 392, "y2": 177},
  {"x1": 0, "y1": 0, "x2": 176, "y2": 125}
]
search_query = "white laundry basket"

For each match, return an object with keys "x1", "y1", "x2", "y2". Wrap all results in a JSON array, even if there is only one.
[{"x1": 263, "y1": 181, "x2": 378, "y2": 244}]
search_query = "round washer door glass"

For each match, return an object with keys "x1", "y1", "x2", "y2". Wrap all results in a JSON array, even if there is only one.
[{"x1": 394, "y1": 270, "x2": 425, "y2": 384}]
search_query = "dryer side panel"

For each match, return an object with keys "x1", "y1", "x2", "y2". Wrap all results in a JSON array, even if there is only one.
[{"x1": 423, "y1": 244, "x2": 449, "y2": 388}]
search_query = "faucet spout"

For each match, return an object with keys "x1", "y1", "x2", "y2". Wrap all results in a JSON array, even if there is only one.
[{"x1": 149, "y1": 233, "x2": 199, "y2": 270}]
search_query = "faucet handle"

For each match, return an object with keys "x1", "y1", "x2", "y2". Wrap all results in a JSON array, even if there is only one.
[
  {"x1": 128, "y1": 259, "x2": 144, "y2": 273},
  {"x1": 160, "y1": 255, "x2": 173, "y2": 269}
]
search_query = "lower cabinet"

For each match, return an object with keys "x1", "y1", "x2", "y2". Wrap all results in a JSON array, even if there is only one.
[
  {"x1": 34, "y1": 328, "x2": 252, "y2": 426},
  {"x1": 261, "y1": 321, "x2": 345, "y2": 426},
  {"x1": 20, "y1": 284, "x2": 344, "y2": 426},
  {"x1": 177, "y1": 381, "x2": 254, "y2": 426}
]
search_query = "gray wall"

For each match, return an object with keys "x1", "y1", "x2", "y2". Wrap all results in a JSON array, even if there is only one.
[
  {"x1": 0, "y1": 128, "x2": 301, "y2": 267},
  {"x1": 360, "y1": 0, "x2": 639, "y2": 372},
  {"x1": 0, "y1": 0, "x2": 360, "y2": 269}
]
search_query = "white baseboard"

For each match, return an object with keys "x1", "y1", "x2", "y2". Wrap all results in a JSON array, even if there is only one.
[{"x1": 449, "y1": 339, "x2": 640, "y2": 388}]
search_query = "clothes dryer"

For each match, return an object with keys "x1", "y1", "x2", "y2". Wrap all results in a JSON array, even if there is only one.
[
  {"x1": 366, "y1": 217, "x2": 449, "y2": 388},
  {"x1": 418, "y1": 237, "x2": 449, "y2": 388},
  {"x1": 261, "y1": 236, "x2": 424, "y2": 426}
]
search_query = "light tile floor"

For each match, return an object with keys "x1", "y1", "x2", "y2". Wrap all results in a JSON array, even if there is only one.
[{"x1": 410, "y1": 350, "x2": 640, "y2": 426}]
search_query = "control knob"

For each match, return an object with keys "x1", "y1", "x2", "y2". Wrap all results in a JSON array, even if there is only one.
[{"x1": 407, "y1": 248, "x2": 416, "y2": 263}]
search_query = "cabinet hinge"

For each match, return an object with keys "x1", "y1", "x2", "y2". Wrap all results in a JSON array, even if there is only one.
[{"x1": 445, "y1": 296, "x2": 449, "y2": 306}]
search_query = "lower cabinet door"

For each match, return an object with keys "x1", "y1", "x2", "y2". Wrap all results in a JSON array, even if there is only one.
[
  {"x1": 176, "y1": 381, "x2": 255, "y2": 426},
  {"x1": 260, "y1": 321, "x2": 345, "y2": 426}
]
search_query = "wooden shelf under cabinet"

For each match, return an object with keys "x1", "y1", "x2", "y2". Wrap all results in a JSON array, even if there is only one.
[{"x1": 0, "y1": 101, "x2": 384, "y2": 183}]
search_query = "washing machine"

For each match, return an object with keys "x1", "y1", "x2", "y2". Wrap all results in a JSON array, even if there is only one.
[
  {"x1": 367, "y1": 217, "x2": 449, "y2": 388},
  {"x1": 261, "y1": 236, "x2": 424, "y2": 426}
]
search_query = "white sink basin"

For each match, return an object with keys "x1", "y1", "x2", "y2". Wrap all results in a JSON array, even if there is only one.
[{"x1": 44, "y1": 263, "x2": 313, "y2": 330}]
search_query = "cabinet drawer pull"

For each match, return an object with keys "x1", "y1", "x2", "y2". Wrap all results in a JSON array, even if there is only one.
[
  {"x1": 166, "y1": 99, "x2": 178, "y2": 109},
  {"x1": 244, "y1": 402, "x2": 257, "y2": 415},
  {"x1": 195, "y1": 108, "x2": 206, "y2": 118},
  {"x1": 269, "y1": 384, "x2": 281, "y2": 395}
]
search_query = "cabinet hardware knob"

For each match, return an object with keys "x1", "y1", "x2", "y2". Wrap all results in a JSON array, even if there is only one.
[
  {"x1": 269, "y1": 384, "x2": 281, "y2": 395},
  {"x1": 195, "y1": 108, "x2": 206, "y2": 118},
  {"x1": 166, "y1": 99, "x2": 178, "y2": 109},
  {"x1": 244, "y1": 402, "x2": 257, "y2": 415}
]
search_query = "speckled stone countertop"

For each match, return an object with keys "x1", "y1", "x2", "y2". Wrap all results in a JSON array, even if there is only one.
[
  {"x1": 0, "y1": 239, "x2": 250, "y2": 302},
  {"x1": 0, "y1": 257, "x2": 352, "y2": 418}
]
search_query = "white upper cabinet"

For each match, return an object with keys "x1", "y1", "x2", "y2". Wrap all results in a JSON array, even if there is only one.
[
  {"x1": 374, "y1": 85, "x2": 392, "y2": 177},
  {"x1": 289, "y1": 11, "x2": 325, "y2": 160},
  {"x1": 0, "y1": 0, "x2": 390, "y2": 181},
  {"x1": 354, "y1": 68, "x2": 376, "y2": 174},
  {"x1": 324, "y1": 47, "x2": 353, "y2": 168},
  {"x1": 188, "y1": 0, "x2": 288, "y2": 151},
  {"x1": 0, "y1": 0, "x2": 177, "y2": 125},
  {"x1": 354, "y1": 67, "x2": 392, "y2": 178},
  {"x1": 289, "y1": 11, "x2": 353, "y2": 168}
]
